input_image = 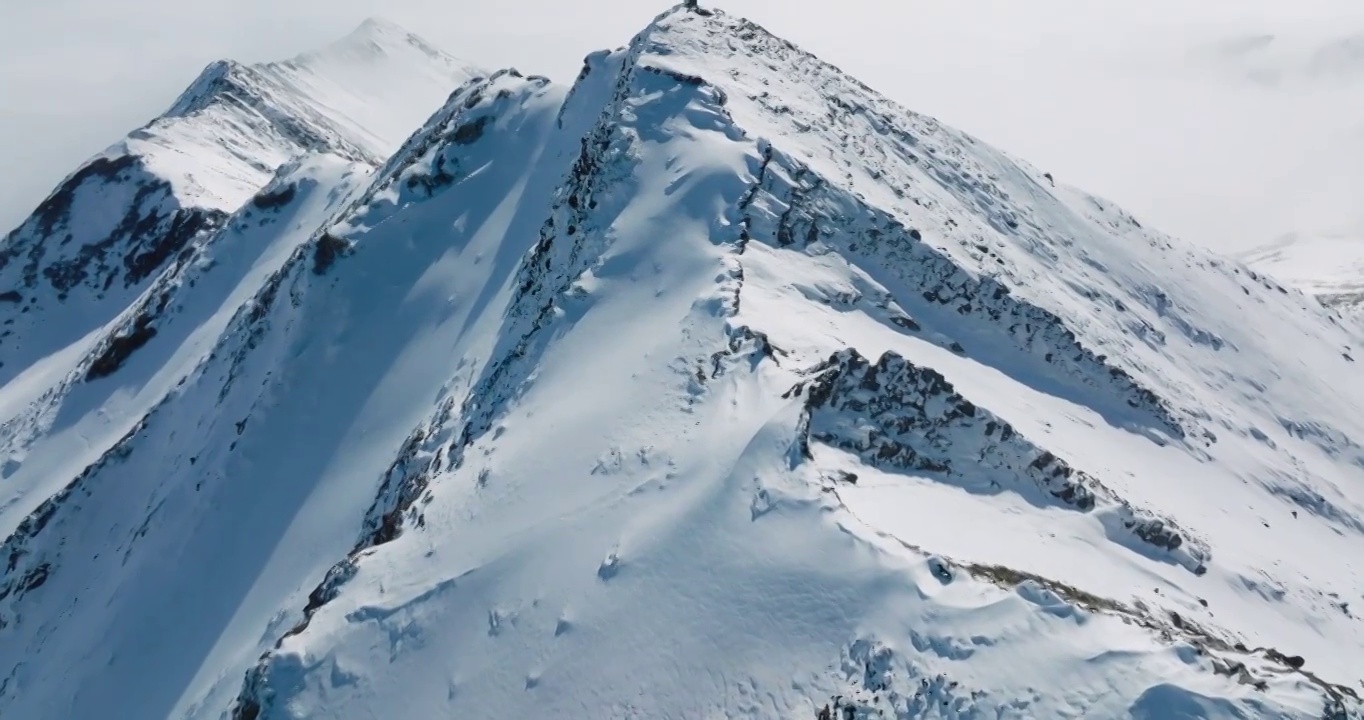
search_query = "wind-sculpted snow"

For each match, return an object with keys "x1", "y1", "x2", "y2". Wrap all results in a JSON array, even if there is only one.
[
  {"x1": 4, "y1": 6, "x2": 1364, "y2": 720},
  {"x1": 198, "y1": 68, "x2": 570, "y2": 720},
  {"x1": 644, "y1": 7, "x2": 1364, "y2": 463},
  {"x1": 160, "y1": 17, "x2": 483, "y2": 170},
  {"x1": 736, "y1": 145, "x2": 1184, "y2": 440}
]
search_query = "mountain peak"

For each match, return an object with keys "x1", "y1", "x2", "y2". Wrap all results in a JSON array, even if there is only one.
[
  {"x1": 324, "y1": 16, "x2": 451, "y2": 61},
  {"x1": 5, "y1": 6, "x2": 1364, "y2": 720},
  {"x1": 349, "y1": 16, "x2": 419, "y2": 41},
  {"x1": 158, "y1": 18, "x2": 471, "y2": 127},
  {"x1": 147, "y1": 20, "x2": 480, "y2": 163}
]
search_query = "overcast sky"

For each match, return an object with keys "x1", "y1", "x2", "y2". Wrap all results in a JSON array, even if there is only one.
[{"x1": 4, "y1": 0, "x2": 1364, "y2": 253}]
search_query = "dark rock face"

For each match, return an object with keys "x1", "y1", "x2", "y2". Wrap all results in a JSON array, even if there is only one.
[
  {"x1": 85, "y1": 315, "x2": 159, "y2": 381},
  {"x1": 122, "y1": 207, "x2": 223, "y2": 286},
  {"x1": 28, "y1": 155, "x2": 141, "y2": 240},
  {"x1": 802, "y1": 348, "x2": 1097, "y2": 511},
  {"x1": 798, "y1": 348, "x2": 1208, "y2": 572},
  {"x1": 311, "y1": 233, "x2": 349, "y2": 275},
  {"x1": 2, "y1": 155, "x2": 137, "y2": 293},
  {"x1": 250, "y1": 184, "x2": 297, "y2": 211},
  {"x1": 1, "y1": 153, "x2": 227, "y2": 304},
  {"x1": 450, "y1": 115, "x2": 490, "y2": 145},
  {"x1": 164, "y1": 59, "x2": 371, "y2": 162}
]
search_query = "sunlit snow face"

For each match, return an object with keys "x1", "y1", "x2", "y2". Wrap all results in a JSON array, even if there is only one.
[{"x1": 4, "y1": 0, "x2": 1364, "y2": 252}]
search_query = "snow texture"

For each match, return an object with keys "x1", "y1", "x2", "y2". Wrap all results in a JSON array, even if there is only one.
[{"x1": 2, "y1": 7, "x2": 1363, "y2": 720}]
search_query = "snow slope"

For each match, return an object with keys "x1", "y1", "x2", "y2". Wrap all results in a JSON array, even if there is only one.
[
  {"x1": 0, "y1": 17, "x2": 480, "y2": 543},
  {"x1": 3, "y1": 6, "x2": 1364, "y2": 720},
  {"x1": 0, "y1": 18, "x2": 481, "y2": 387}
]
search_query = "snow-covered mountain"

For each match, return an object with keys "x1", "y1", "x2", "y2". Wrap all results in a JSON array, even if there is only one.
[
  {"x1": 3, "y1": 7, "x2": 1363, "y2": 719},
  {"x1": 0, "y1": 17, "x2": 481, "y2": 386}
]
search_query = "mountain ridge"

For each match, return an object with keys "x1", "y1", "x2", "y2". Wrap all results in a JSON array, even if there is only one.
[
  {"x1": 2, "y1": 5, "x2": 1362, "y2": 719},
  {"x1": 0, "y1": 17, "x2": 480, "y2": 384},
  {"x1": 218, "y1": 4, "x2": 1358, "y2": 714}
]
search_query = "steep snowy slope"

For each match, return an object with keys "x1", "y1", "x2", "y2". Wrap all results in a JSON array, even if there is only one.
[
  {"x1": 0, "y1": 18, "x2": 480, "y2": 543},
  {"x1": 218, "y1": 8, "x2": 1360, "y2": 717},
  {"x1": 0, "y1": 65, "x2": 579, "y2": 719},
  {"x1": 4, "y1": 5, "x2": 1364, "y2": 720},
  {"x1": 0, "y1": 18, "x2": 481, "y2": 387}
]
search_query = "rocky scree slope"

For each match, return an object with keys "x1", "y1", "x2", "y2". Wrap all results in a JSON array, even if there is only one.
[{"x1": 3, "y1": 6, "x2": 1364, "y2": 720}]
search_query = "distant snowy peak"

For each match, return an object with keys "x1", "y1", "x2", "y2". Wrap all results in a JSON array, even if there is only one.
[
  {"x1": 333, "y1": 16, "x2": 457, "y2": 63},
  {"x1": 5, "y1": 15, "x2": 479, "y2": 258},
  {"x1": 160, "y1": 59, "x2": 248, "y2": 119},
  {"x1": 0, "y1": 18, "x2": 478, "y2": 379},
  {"x1": 1243, "y1": 233, "x2": 1364, "y2": 310},
  {"x1": 158, "y1": 17, "x2": 484, "y2": 170}
]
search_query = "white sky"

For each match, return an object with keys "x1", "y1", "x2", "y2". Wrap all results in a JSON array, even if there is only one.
[{"x1": 3, "y1": 0, "x2": 1364, "y2": 252}]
